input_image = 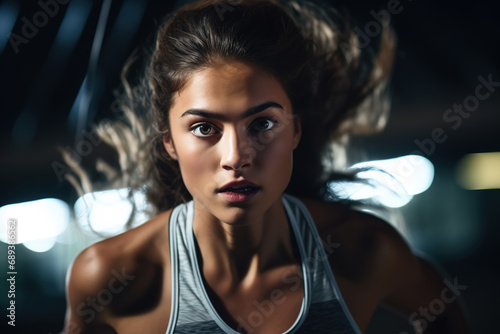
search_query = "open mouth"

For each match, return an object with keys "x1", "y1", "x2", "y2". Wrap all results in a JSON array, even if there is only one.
[
  {"x1": 221, "y1": 186, "x2": 259, "y2": 193},
  {"x1": 217, "y1": 183, "x2": 260, "y2": 202}
]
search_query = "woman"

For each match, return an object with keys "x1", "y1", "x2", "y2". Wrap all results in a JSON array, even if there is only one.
[{"x1": 64, "y1": 0, "x2": 469, "y2": 333}]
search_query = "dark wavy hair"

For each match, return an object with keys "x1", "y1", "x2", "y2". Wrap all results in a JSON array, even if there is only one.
[{"x1": 63, "y1": 0, "x2": 395, "y2": 225}]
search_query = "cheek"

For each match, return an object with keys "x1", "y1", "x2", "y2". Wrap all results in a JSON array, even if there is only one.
[
  {"x1": 257, "y1": 132, "x2": 295, "y2": 176},
  {"x1": 175, "y1": 137, "x2": 215, "y2": 183}
]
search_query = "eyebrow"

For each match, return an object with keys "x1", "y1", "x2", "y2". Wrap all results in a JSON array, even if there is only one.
[{"x1": 180, "y1": 101, "x2": 284, "y2": 120}]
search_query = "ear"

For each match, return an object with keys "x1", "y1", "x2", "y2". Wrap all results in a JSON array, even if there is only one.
[
  {"x1": 292, "y1": 117, "x2": 302, "y2": 150},
  {"x1": 162, "y1": 132, "x2": 178, "y2": 160}
]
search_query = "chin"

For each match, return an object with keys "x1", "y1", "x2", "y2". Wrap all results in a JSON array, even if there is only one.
[
  {"x1": 194, "y1": 190, "x2": 282, "y2": 223},
  {"x1": 217, "y1": 206, "x2": 258, "y2": 224}
]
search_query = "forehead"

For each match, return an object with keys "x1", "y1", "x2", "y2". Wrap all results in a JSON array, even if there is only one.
[{"x1": 170, "y1": 62, "x2": 292, "y2": 118}]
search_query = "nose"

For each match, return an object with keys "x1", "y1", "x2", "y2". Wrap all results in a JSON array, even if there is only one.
[{"x1": 220, "y1": 128, "x2": 254, "y2": 171}]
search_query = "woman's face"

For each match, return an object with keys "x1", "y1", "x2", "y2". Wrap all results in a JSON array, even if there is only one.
[{"x1": 164, "y1": 61, "x2": 301, "y2": 224}]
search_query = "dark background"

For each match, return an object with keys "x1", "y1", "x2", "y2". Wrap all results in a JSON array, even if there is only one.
[{"x1": 0, "y1": 0, "x2": 499, "y2": 332}]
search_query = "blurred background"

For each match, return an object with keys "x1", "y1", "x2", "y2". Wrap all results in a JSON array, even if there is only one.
[{"x1": 0, "y1": 0, "x2": 498, "y2": 332}]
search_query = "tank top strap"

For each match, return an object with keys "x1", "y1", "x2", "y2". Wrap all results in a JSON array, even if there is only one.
[
  {"x1": 281, "y1": 193, "x2": 362, "y2": 333},
  {"x1": 166, "y1": 195, "x2": 361, "y2": 333}
]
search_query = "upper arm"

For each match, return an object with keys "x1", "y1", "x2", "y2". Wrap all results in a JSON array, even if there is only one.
[
  {"x1": 313, "y1": 202, "x2": 469, "y2": 333},
  {"x1": 63, "y1": 212, "x2": 172, "y2": 333},
  {"x1": 64, "y1": 244, "x2": 118, "y2": 333},
  {"x1": 362, "y1": 214, "x2": 470, "y2": 333},
  {"x1": 382, "y1": 252, "x2": 470, "y2": 333}
]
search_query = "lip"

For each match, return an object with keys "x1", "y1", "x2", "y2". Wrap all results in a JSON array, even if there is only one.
[
  {"x1": 217, "y1": 180, "x2": 261, "y2": 203},
  {"x1": 217, "y1": 180, "x2": 260, "y2": 193}
]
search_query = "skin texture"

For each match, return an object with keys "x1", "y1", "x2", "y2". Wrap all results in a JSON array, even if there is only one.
[{"x1": 64, "y1": 62, "x2": 469, "y2": 334}]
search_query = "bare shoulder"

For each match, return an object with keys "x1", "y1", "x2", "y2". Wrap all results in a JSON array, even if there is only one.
[
  {"x1": 64, "y1": 208, "x2": 173, "y2": 332},
  {"x1": 299, "y1": 197, "x2": 470, "y2": 332},
  {"x1": 67, "y1": 208, "x2": 173, "y2": 294},
  {"x1": 299, "y1": 197, "x2": 419, "y2": 290},
  {"x1": 299, "y1": 198, "x2": 421, "y2": 331}
]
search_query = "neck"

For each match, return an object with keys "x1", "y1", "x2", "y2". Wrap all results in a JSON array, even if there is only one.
[{"x1": 192, "y1": 198, "x2": 297, "y2": 287}]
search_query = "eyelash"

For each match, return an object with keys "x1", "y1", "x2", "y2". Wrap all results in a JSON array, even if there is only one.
[
  {"x1": 190, "y1": 117, "x2": 279, "y2": 138},
  {"x1": 190, "y1": 123, "x2": 218, "y2": 137}
]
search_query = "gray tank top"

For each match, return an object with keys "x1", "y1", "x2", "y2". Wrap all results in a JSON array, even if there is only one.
[{"x1": 166, "y1": 193, "x2": 361, "y2": 334}]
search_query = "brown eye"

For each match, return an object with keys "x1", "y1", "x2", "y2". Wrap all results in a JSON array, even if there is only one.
[
  {"x1": 250, "y1": 118, "x2": 277, "y2": 133},
  {"x1": 192, "y1": 123, "x2": 217, "y2": 137}
]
